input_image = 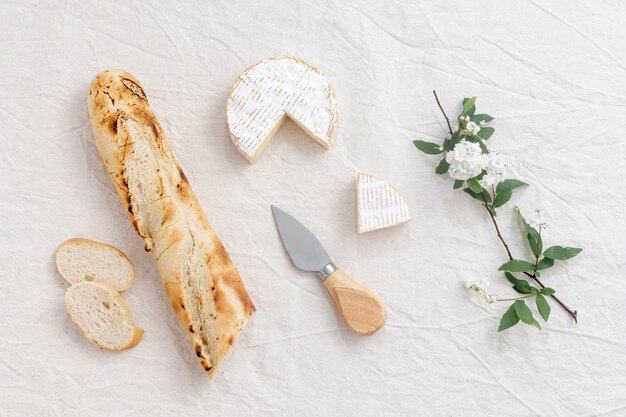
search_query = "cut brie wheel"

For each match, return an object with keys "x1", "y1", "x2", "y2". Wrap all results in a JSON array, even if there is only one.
[
  {"x1": 356, "y1": 173, "x2": 412, "y2": 233},
  {"x1": 226, "y1": 56, "x2": 338, "y2": 163}
]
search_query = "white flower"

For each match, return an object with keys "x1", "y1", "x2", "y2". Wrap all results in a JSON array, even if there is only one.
[
  {"x1": 446, "y1": 140, "x2": 485, "y2": 180},
  {"x1": 527, "y1": 209, "x2": 548, "y2": 231},
  {"x1": 464, "y1": 121, "x2": 481, "y2": 135},
  {"x1": 464, "y1": 279, "x2": 497, "y2": 304},
  {"x1": 479, "y1": 152, "x2": 506, "y2": 188},
  {"x1": 479, "y1": 120, "x2": 486, "y2": 126},
  {"x1": 453, "y1": 124, "x2": 459, "y2": 132}
]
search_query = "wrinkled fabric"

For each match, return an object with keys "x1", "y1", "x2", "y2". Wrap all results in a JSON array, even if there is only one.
[{"x1": 1, "y1": 0, "x2": 625, "y2": 416}]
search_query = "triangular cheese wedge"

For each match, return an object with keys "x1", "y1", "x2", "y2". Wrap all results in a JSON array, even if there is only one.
[
  {"x1": 356, "y1": 173, "x2": 412, "y2": 233},
  {"x1": 226, "y1": 56, "x2": 338, "y2": 164}
]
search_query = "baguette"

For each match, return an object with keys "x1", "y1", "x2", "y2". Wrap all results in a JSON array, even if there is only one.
[
  {"x1": 55, "y1": 238, "x2": 134, "y2": 291},
  {"x1": 88, "y1": 69, "x2": 255, "y2": 378},
  {"x1": 65, "y1": 281, "x2": 143, "y2": 350}
]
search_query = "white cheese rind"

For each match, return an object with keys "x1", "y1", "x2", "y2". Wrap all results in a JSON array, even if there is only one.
[
  {"x1": 356, "y1": 173, "x2": 412, "y2": 233},
  {"x1": 226, "y1": 56, "x2": 338, "y2": 163}
]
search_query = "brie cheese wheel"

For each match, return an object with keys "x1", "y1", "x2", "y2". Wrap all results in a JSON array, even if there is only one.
[
  {"x1": 226, "y1": 56, "x2": 338, "y2": 163},
  {"x1": 356, "y1": 173, "x2": 412, "y2": 233}
]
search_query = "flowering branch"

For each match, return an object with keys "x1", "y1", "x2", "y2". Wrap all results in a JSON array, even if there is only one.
[
  {"x1": 478, "y1": 189, "x2": 578, "y2": 322},
  {"x1": 521, "y1": 271, "x2": 578, "y2": 322},
  {"x1": 414, "y1": 92, "x2": 582, "y2": 332}
]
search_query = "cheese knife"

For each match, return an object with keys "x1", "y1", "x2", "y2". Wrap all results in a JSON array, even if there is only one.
[{"x1": 271, "y1": 205, "x2": 386, "y2": 335}]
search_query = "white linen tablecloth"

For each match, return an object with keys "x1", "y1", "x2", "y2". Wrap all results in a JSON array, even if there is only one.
[{"x1": 2, "y1": 1, "x2": 625, "y2": 415}]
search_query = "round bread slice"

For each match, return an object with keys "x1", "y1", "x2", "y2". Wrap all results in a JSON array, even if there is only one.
[
  {"x1": 65, "y1": 281, "x2": 143, "y2": 350},
  {"x1": 55, "y1": 238, "x2": 134, "y2": 291}
]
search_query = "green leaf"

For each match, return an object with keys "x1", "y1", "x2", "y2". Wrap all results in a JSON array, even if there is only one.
[
  {"x1": 543, "y1": 246, "x2": 583, "y2": 260},
  {"x1": 516, "y1": 282, "x2": 533, "y2": 294},
  {"x1": 536, "y1": 294, "x2": 551, "y2": 321},
  {"x1": 478, "y1": 127, "x2": 495, "y2": 140},
  {"x1": 498, "y1": 303, "x2": 520, "y2": 332},
  {"x1": 540, "y1": 287, "x2": 555, "y2": 296},
  {"x1": 478, "y1": 140, "x2": 489, "y2": 154},
  {"x1": 514, "y1": 207, "x2": 542, "y2": 256},
  {"x1": 493, "y1": 179, "x2": 528, "y2": 208},
  {"x1": 413, "y1": 140, "x2": 442, "y2": 155},
  {"x1": 504, "y1": 272, "x2": 532, "y2": 294},
  {"x1": 493, "y1": 189, "x2": 512, "y2": 208},
  {"x1": 514, "y1": 300, "x2": 541, "y2": 330},
  {"x1": 463, "y1": 187, "x2": 491, "y2": 203},
  {"x1": 467, "y1": 178, "x2": 483, "y2": 193},
  {"x1": 496, "y1": 179, "x2": 528, "y2": 194},
  {"x1": 514, "y1": 207, "x2": 534, "y2": 234},
  {"x1": 530, "y1": 232, "x2": 543, "y2": 258},
  {"x1": 435, "y1": 158, "x2": 449, "y2": 174},
  {"x1": 504, "y1": 271, "x2": 518, "y2": 285},
  {"x1": 514, "y1": 282, "x2": 533, "y2": 294},
  {"x1": 472, "y1": 114, "x2": 494, "y2": 124},
  {"x1": 536, "y1": 257, "x2": 554, "y2": 270},
  {"x1": 499, "y1": 259, "x2": 535, "y2": 273},
  {"x1": 462, "y1": 96, "x2": 477, "y2": 115},
  {"x1": 449, "y1": 130, "x2": 462, "y2": 149},
  {"x1": 453, "y1": 180, "x2": 464, "y2": 189}
]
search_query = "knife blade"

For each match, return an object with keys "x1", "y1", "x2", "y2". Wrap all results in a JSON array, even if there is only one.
[
  {"x1": 271, "y1": 205, "x2": 386, "y2": 335},
  {"x1": 271, "y1": 205, "x2": 331, "y2": 273}
]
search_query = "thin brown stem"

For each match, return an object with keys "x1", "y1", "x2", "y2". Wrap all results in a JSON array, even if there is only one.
[
  {"x1": 523, "y1": 272, "x2": 578, "y2": 323},
  {"x1": 482, "y1": 192, "x2": 578, "y2": 321},
  {"x1": 480, "y1": 191, "x2": 513, "y2": 260},
  {"x1": 433, "y1": 90, "x2": 454, "y2": 135},
  {"x1": 432, "y1": 92, "x2": 578, "y2": 323},
  {"x1": 479, "y1": 191, "x2": 578, "y2": 322}
]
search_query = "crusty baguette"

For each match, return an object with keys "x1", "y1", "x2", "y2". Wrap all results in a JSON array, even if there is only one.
[
  {"x1": 65, "y1": 281, "x2": 143, "y2": 350},
  {"x1": 55, "y1": 238, "x2": 135, "y2": 291},
  {"x1": 88, "y1": 69, "x2": 255, "y2": 378}
]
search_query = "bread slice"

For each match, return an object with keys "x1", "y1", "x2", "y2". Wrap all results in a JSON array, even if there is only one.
[
  {"x1": 55, "y1": 238, "x2": 134, "y2": 291},
  {"x1": 356, "y1": 173, "x2": 412, "y2": 233},
  {"x1": 65, "y1": 281, "x2": 143, "y2": 350},
  {"x1": 226, "y1": 56, "x2": 338, "y2": 163}
]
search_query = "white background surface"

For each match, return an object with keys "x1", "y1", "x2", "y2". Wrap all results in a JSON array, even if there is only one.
[{"x1": 2, "y1": 1, "x2": 625, "y2": 416}]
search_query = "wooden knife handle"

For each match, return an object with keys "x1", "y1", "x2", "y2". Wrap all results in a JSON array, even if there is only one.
[{"x1": 323, "y1": 268, "x2": 386, "y2": 335}]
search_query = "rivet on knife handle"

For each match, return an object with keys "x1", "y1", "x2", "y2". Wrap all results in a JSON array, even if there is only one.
[{"x1": 323, "y1": 268, "x2": 386, "y2": 335}]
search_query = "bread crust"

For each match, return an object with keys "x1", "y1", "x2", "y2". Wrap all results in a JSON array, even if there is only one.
[
  {"x1": 88, "y1": 70, "x2": 255, "y2": 377},
  {"x1": 55, "y1": 237, "x2": 135, "y2": 291},
  {"x1": 64, "y1": 281, "x2": 144, "y2": 350}
]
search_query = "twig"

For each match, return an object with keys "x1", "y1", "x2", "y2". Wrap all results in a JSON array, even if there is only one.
[
  {"x1": 479, "y1": 190, "x2": 578, "y2": 322},
  {"x1": 433, "y1": 90, "x2": 453, "y2": 135},
  {"x1": 432, "y1": 93, "x2": 578, "y2": 323},
  {"x1": 481, "y1": 191, "x2": 513, "y2": 261},
  {"x1": 523, "y1": 272, "x2": 578, "y2": 323},
  {"x1": 496, "y1": 294, "x2": 535, "y2": 302}
]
